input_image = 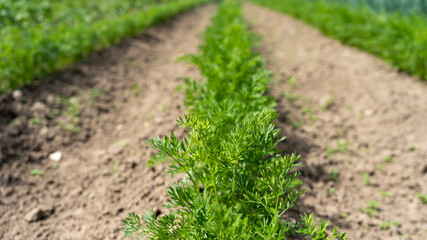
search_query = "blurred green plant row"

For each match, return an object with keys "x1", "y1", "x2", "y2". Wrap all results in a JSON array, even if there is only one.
[
  {"x1": 0, "y1": 0, "x2": 209, "y2": 92},
  {"x1": 0, "y1": 0, "x2": 175, "y2": 27},
  {"x1": 251, "y1": 0, "x2": 427, "y2": 81},
  {"x1": 328, "y1": 0, "x2": 427, "y2": 16}
]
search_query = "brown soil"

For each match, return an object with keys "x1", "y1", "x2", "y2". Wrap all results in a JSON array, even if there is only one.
[
  {"x1": 0, "y1": 5, "x2": 214, "y2": 240},
  {"x1": 1, "y1": 2, "x2": 426, "y2": 240},
  {"x1": 244, "y1": 3, "x2": 427, "y2": 240}
]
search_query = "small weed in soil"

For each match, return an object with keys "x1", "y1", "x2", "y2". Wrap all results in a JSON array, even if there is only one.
[
  {"x1": 331, "y1": 168, "x2": 340, "y2": 182},
  {"x1": 392, "y1": 221, "x2": 402, "y2": 227},
  {"x1": 131, "y1": 83, "x2": 143, "y2": 98},
  {"x1": 286, "y1": 76, "x2": 297, "y2": 88},
  {"x1": 8, "y1": 121, "x2": 16, "y2": 127},
  {"x1": 120, "y1": 141, "x2": 129, "y2": 147},
  {"x1": 145, "y1": 113, "x2": 154, "y2": 120},
  {"x1": 416, "y1": 193, "x2": 427, "y2": 204},
  {"x1": 301, "y1": 106, "x2": 310, "y2": 115},
  {"x1": 376, "y1": 164, "x2": 383, "y2": 170},
  {"x1": 55, "y1": 96, "x2": 82, "y2": 134},
  {"x1": 336, "y1": 140, "x2": 348, "y2": 152},
  {"x1": 90, "y1": 88, "x2": 102, "y2": 99},
  {"x1": 341, "y1": 213, "x2": 350, "y2": 218},
  {"x1": 290, "y1": 119, "x2": 305, "y2": 130},
  {"x1": 47, "y1": 109, "x2": 61, "y2": 119},
  {"x1": 384, "y1": 155, "x2": 393, "y2": 163},
  {"x1": 401, "y1": 174, "x2": 410, "y2": 180},
  {"x1": 328, "y1": 187, "x2": 335, "y2": 195},
  {"x1": 113, "y1": 159, "x2": 119, "y2": 173},
  {"x1": 408, "y1": 145, "x2": 417, "y2": 151},
  {"x1": 400, "y1": 234, "x2": 410, "y2": 240},
  {"x1": 31, "y1": 117, "x2": 43, "y2": 125},
  {"x1": 31, "y1": 169, "x2": 44, "y2": 177},
  {"x1": 380, "y1": 190, "x2": 391, "y2": 198},
  {"x1": 363, "y1": 173, "x2": 370, "y2": 186},
  {"x1": 327, "y1": 146, "x2": 335, "y2": 159},
  {"x1": 327, "y1": 140, "x2": 348, "y2": 159},
  {"x1": 362, "y1": 200, "x2": 381, "y2": 217},
  {"x1": 126, "y1": 59, "x2": 140, "y2": 67},
  {"x1": 379, "y1": 221, "x2": 390, "y2": 230},
  {"x1": 309, "y1": 113, "x2": 317, "y2": 122},
  {"x1": 64, "y1": 97, "x2": 80, "y2": 122},
  {"x1": 321, "y1": 93, "x2": 335, "y2": 110},
  {"x1": 64, "y1": 124, "x2": 81, "y2": 133},
  {"x1": 284, "y1": 91, "x2": 299, "y2": 105},
  {"x1": 158, "y1": 103, "x2": 169, "y2": 112}
]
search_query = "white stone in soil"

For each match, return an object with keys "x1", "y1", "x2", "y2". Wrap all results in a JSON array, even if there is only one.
[
  {"x1": 49, "y1": 151, "x2": 62, "y2": 162},
  {"x1": 364, "y1": 109, "x2": 375, "y2": 117},
  {"x1": 12, "y1": 90, "x2": 23, "y2": 100}
]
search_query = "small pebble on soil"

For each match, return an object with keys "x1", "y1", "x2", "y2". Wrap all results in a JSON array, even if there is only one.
[
  {"x1": 48, "y1": 151, "x2": 62, "y2": 162},
  {"x1": 24, "y1": 206, "x2": 55, "y2": 222},
  {"x1": 12, "y1": 90, "x2": 23, "y2": 100}
]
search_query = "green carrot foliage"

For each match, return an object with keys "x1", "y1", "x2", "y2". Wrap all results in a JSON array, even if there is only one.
[{"x1": 123, "y1": 1, "x2": 347, "y2": 239}]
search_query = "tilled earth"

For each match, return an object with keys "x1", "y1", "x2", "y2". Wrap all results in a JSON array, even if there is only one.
[
  {"x1": 1, "y1": 3, "x2": 426, "y2": 240},
  {"x1": 0, "y1": 5, "x2": 214, "y2": 240}
]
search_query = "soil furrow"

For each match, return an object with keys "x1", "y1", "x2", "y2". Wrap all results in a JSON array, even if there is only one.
[
  {"x1": 244, "y1": 3, "x2": 427, "y2": 240},
  {"x1": 0, "y1": 5, "x2": 214, "y2": 240}
]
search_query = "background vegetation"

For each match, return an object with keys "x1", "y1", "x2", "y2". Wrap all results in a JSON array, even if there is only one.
[
  {"x1": 328, "y1": 0, "x2": 427, "y2": 16},
  {"x1": 0, "y1": 0, "x2": 208, "y2": 92},
  {"x1": 251, "y1": 0, "x2": 427, "y2": 82}
]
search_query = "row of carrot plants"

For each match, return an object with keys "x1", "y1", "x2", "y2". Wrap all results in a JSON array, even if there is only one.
[
  {"x1": 0, "y1": 0, "x2": 176, "y2": 28},
  {"x1": 0, "y1": 0, "x2": 209, "y2": 92},
  {"x1": 123, "y1": 0, "x2": 347, "y2": 239},
  {"x1": 250, "y1": 0, "x2": 427, "y2": 82}
]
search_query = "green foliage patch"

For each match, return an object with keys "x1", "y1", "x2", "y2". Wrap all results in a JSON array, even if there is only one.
[
  {"x1": 327, "y1": 0, "x2": 427, "y2": 16},
  {"x1": 123, "y1": 1, "x2": 346, "y2": 239},
  {"x1": 0, "y1": 0, "x2": 209, "y2": 92},
  {"x1": 250, "y1": 0, "x2": 427, "y2": 82}
]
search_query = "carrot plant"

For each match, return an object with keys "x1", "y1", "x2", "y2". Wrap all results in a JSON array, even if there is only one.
[{"x1": 123, "y1": 0, "x2": 347, "y2": 239}]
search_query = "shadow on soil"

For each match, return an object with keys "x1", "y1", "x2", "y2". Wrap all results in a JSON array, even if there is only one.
[{"x1": 274, "y1": 98, "x2": 352, "y2": 230}]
